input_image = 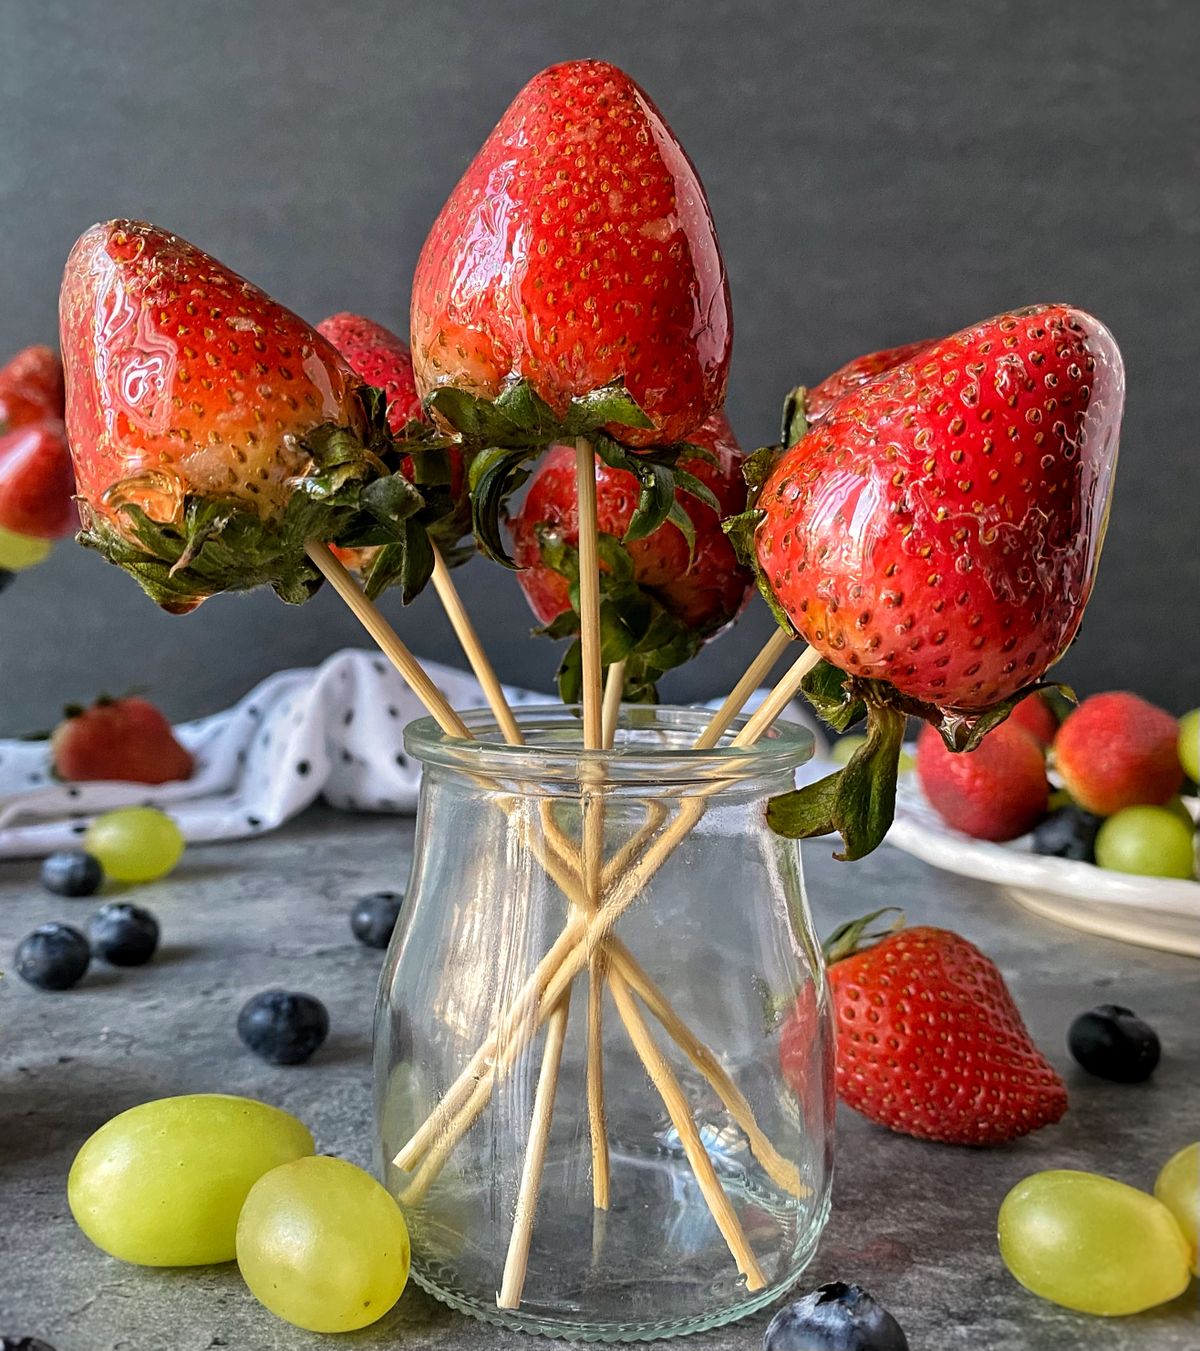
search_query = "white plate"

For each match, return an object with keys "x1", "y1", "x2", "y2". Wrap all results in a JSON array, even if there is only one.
[{"x1": 887, "y1": 777, "x2": 1200, "y2": 958}]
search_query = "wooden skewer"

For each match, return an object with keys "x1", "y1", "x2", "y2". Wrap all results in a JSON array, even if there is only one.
[
  {"x1": 396, "y1": 646, "x2": 821, "y2": 1191},
  {"x1": 607, "y1": 967, "x2": 767, "y2": 1289},
  {"x1": 574, "y1": 438, "x2": 605, "y2": 751},
  {"x1": 429, "y1": 543, "x2": 524, "y2": 744},
  {"x1": 696, "y1": 628, "x2": 793, "y2": 749},
  {"x1": 305, "y1": 542, "x2": 469, "y2": 739},
  {"x1": 601, "y1": 659, "x2": 626, "y2": 748}
]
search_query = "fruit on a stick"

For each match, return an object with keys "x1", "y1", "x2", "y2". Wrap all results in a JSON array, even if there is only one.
[
  {"x1": 14, "y1": 923, "x2": 91, "y2": 991},
  {"x1": 236, "y1": 1156, "x2": 410, "y2": 1332},
  {"x1": 508, "y1": 412, "x2": 752, "y2": 699},
  {"x1": 316, "y1": 312, "x2": 471, "y2": 593},
  {"x1": 783, "y1": 913, "x2": 1067, "y2": 1145},
  {"x1": 411, "y1": 59, "x2": 730, "y2": 448},
  {"x1": 0, "y1": 422, "x2": 75, "y2": 538},
  {"x1": 1068, "y1": 1004, "x2": 1161, "y2": 1083},
  {"x1": 1093, "y1": 804, "x2": 1195, "y2": 879},
  {"x1": 59, "y1": 221, "x2": 441, "y2": 611},
  {"x1": 1054, "y1": 691, "x2": 1185, "y2": 815},
  {"x1": 998, "y1": 1170, "x2": 1192, "y2": 1314},
  {"x1": 915, "y1": 720, "x2": 1048, "y2": 841},
  {"x1": 763, "y1": 1281, "x2": 910, "y2": 1351},
  {"x1": 1155, "y1": 1142, "x2": 1199, "y2": 1274},
  {"x1": 84, "y1": 806, "x2": 184, "y2": 883},
  {"x1": 0, "y1": 344, "x2": 63, "y2": 432},
  {"x1": 802, "y1": 339, "x2": 931, "y2": 423},
  {"x1": 51, "y1": 695, "x2": 195, "y2": 785},
  {"x1": 69, "y1": 1094, "x2": 314, "y2": 1265},
  {"x1": 737, "y1": 305, "x2": 1123, "y2": 858}
]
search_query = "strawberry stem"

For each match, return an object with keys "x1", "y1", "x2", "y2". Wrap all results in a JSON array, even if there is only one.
[{"x1": 822, "y1": 907, "x2": 905, "y2": 964}]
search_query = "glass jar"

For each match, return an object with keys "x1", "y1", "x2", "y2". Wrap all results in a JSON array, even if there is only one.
[{"x1": 375, "y1": 706, "x2": 834, "y2": 1342}]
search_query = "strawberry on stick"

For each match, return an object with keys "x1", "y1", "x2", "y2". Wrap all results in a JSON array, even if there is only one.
[{"x1": 727, "y1": 304, "x2": 1125, "y2": 859}]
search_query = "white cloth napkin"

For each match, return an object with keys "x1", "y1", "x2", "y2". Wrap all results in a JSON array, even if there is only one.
[{"x1": 0, "y1": 648, "x2": 826, "y2": 859}]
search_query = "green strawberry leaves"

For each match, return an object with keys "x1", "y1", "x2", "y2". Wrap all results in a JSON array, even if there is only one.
[
  {"x1": 766, "y1": 658, "x2": 1077, "y2": 860},
  {"x1": 429, "y1": 377, "x2": 715, "y2": 566},
  {"x1": 534, "y1": 527, "x2": 702, "y2": 703},
  {"x1": 767, "y1": 703, "x2": 907, "y2": 860},
  {"x1": 78, "y1": 384, "x2": 462, "y2": 612}
]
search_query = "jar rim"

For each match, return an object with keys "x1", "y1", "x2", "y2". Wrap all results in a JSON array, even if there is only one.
[{"x1": 403, "y1": 704, "x2": 814, "y2": 785}]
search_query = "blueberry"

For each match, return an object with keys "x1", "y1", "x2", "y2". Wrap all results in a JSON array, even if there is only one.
[
  {"x1": 87, "y1": 902, "x2": 160, "y2": 966},
  {"x1": 238, "y1": 990, "x2": 329, "y2": 1065},
  {"x1": 14, "y1": 924, "x2": 91, "y2": 991},
  {"x1": 764, "y1": 1283, "x2": 909, "y2": 1351},
  {"x1": 1, "y1": 1338, "x2": 58, "y2": 1351},
  {"x1": 1032, "y1": 806, "x2": 1102, "y2": 862},
  {"x1": 1068, "y1": 1004, "x2": 1161, "y2": 1083},
  {"x1": 0, "y1": 568, "x2": 13, "y2": 595},
  {"x1": 40, "y1": 850, "x2": 105, "y2": 898},
  {"x1": 350, "y1": 890, "x2": 404, "y2": 949}
]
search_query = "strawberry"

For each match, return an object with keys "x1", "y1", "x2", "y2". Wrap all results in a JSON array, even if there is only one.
[
  {"x1": 410, "y1": 57, "x2": 731, "y2": 504},
  {"x1": 0, "y1": 344, "x2": 64, "y2": 432},
  {"x1": 316, "y1": 312, "x2": 471, "y2": 591},
  {"x1": 782, "y1": 913, "x2": 1068, "y2": 1146},
  {"x1": 1006, "y1": 690, "x2": 1059, "y2": 747},
  {"x1": 803, "y1": 340, "x2": 931, "y2": 423},
  {"x1": 741, "y1": 305, "x2": 1124, "y2": 859},
  {"x1": 915, "y1": 720, "x2": 1048, "y2": 840},
  {"x1": 52, "y1": 695, "x2": 194, "y2": 785},
  {"x1": 508, "y1": 411, "x2": 752, "y2": 697},
  {"x1": 59, "y1": 222, "x2": 437, "y2": 611},
  {"x1": 1054, "y1": 691, "x2": 1184, "y2": 815},
  {"x1": 0, "y1": 420, "x2": 77, "y2": 538}
]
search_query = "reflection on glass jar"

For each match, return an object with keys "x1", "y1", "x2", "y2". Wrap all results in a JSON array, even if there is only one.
[{"x1": 375, "y1": 706, "x2": 834, "y2": 1342}]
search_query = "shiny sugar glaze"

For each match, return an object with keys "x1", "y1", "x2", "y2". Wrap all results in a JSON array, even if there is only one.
[
  {"x1": 60, "y1": 220, "x2": 362, "y2": 535},
  {"x1": 755, "y1": 304, "x2": 1124, "y2": 710},
  {"x1": 410, "y1": 59, "x2": 731, "y2": 446}
]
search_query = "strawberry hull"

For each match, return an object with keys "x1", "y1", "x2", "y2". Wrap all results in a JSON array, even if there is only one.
[
  {"x1": 411, "y1": 59, "x2": 731, "y2": 448},
  {"x1": 756, "y1": 305, "x2": 1123, "y2": 711}
]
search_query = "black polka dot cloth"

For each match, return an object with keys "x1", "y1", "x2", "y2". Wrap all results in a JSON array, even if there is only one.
[{"x1": 0, "y1": 649, "x2": 824, "y2": 858}]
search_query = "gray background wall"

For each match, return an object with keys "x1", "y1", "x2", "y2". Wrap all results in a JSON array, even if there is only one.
[{"x1": 1, "y1": 0, "x2": 1196, "y2": 731}]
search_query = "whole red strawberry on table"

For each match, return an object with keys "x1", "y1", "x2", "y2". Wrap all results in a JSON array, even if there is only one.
[{"x1": 52, "y1": 695, "x2": 195, "y2": 785}]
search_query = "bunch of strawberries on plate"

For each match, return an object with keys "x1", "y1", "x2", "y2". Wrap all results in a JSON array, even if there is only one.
[{"x1": 11, "y1": 57, "x2": 1136, "y2": 1278}]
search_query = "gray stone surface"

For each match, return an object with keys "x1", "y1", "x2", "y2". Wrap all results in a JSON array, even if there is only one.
[{"x1": 1, "y1": 805, "x2": 1196, "y2": 1349}]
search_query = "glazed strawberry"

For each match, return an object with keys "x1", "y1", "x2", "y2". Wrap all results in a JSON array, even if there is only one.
[
  {"x1": 916, "y1": 721, "x2": 1048, "y2": 840},
  {"x1": 0, "y1": 344, "x2": 64, "y2": 432},
  {"x1": 751, "y1": 306, "x2": 1124, "y2": 859},
  {"x1": 411, "y1": 59, "x2": 730, "y2": 448},
  {"x1": 52, "y1": 695, "x2": 194, "y2": 785},
  {"x1": 511, "y1": 411, "x2": 750, "y2": 626},
  {"x1": 1054, "y1": 691, "x2": 1184, "y2": 815},
  {"x1": 0, "y1": 420, "x2": 76, "y2": 537},
  {"x1": 803, "y1": 339, "x2": 930, "y2": 423},
  {"x1": 316, "y1": 314, "x2": 423, "y2": 430},
  {"x1": 316, "y1": 312, "x2": 469, "y2": 582},
  {"x1": 784, "y1": 914, "x2": 1068, "y2": 1146},
  {"x1": 60, "y1": 221, "x2": 427, "y2": 610},
  {"x1": 757, "y1": 306, "x2": 1122, "y2": 710}
]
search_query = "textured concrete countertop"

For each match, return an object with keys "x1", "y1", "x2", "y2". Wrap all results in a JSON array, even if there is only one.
[{"x1": 1, "y1": 805, "x2": 1196, "y2": 1350}]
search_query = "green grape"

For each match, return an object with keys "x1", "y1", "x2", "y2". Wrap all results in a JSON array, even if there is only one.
[
  {"x1": 0, "y1": 524, "x2": 52, "y2": 571},
  {"x1": 1180, "y1": 709, "x2": 1200, "y2": 782},
  {"x1": 998, "y1": 1170, "x2": 1192, "y2": 1315},
  {"x1": 85, "y1": 806, "x2": 185, "y2": 882},
  {"x1": 1094, "y1": 806, "x2": 1195, "y2": 880},
  {"x1": 1163, "y1": 796, "x2": 1196, "y2": 828},
  {"x1": 1155, "y1": 1142, "x2": 1199, "y2": 1275},
  {"x1": 831, "y1": 735, "x2": 915, "y2": 771},
  {"x1": 237, "y1": 1155, "x2": 410, "y2": 1332},
  {"x1": 69, "y1": 1093, "x2": 314, "y2": 1265}
]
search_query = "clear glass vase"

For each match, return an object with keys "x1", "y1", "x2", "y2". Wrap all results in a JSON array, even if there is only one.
[{"x1": 375, "y1": 705, "x2": 834, "y2": 1342}]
